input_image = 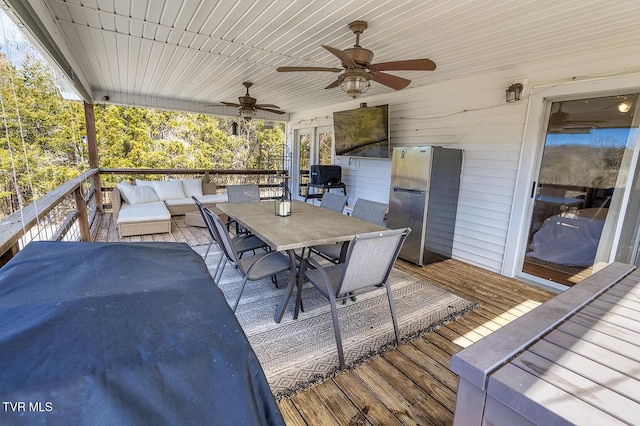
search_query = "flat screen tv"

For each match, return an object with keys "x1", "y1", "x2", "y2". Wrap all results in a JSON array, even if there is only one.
[{"x1": 333, "y1": 104, "x2": 390, "y2": 159}]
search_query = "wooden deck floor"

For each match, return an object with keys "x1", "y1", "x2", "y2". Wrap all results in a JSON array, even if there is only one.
[{"x1": 97, "y1": 213, "x2": 556, "y2": 425}]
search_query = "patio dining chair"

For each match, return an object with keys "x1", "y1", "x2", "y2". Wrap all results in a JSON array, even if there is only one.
[
  {"x1": 226, "y1": 184, "x2": 261, "y2": 202},
  {"x1": 312, "y1": 198, "x2": 388, "y2": 263},
  {"x1": 351, "y1": 199, "x2": 388, "y2": 225},
  {"x1": 208, "y1": 207, "x2": 291, "y2": 313},
  {"x1": 192, "y1": 197, "x2": 268, "y2": 282},
  {"x1": 296, "y1": 227, "x2": 411, "y2": 368},
  {"x1": 319, "y1": 192, "x2": 347, "y2": 212},
  {"x1": 226, "y1": 184, "x2": 261, "y2": 235}
]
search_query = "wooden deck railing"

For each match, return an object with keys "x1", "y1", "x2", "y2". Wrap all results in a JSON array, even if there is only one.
[
  {"x1": 0, "y1": 169, "x2": 100, "y2": 266},
  {"x1": 0, "y1": 168, "x2": 287, "y2": 266}
]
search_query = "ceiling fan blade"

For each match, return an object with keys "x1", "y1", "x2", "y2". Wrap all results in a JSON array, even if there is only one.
[
  {"x1": 372, "y1": 72, "x2": 411, "y2": 90},
  {"x1": 325, "y1": 80, "x2": 340, "y2": 89},
  {"x1": 256, "y1": 106, "x2": 286, "y2": 114},
  {"x1": 222, "y1": 101, "x2": 242, "y2": 107},
  {"x1": 255, "y1": 104, "x2": 280, "y2": 109},
  {"x1": 322, "y1": 44, "x2": 357, "y2": 68},
  {"x1": 371, "y1": 58, "x2": 436, "y2": 71},
  {"x1": 277, "y1": 66, "x2": 342, "y2": 72}
]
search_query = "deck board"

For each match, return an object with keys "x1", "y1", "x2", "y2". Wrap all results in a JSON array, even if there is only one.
[
  {"x1": 96, "y1": 212, "x2": 556, "y2": 425},
  {"x1": 311, "y1": 380, "x2": 370, "y2": 425}
]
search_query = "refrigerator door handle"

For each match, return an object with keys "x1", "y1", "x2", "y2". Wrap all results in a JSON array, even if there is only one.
[{"x1": 393, "y1": 188, "x2": 426, "y2": 194}]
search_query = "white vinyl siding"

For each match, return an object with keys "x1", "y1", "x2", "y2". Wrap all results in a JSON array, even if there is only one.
[{"x1": 288, "y1": 46, "x2": 640, "y2": 276}]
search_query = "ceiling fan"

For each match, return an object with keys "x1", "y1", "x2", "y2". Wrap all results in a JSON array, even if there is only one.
[
  {"x1": 222, "y1": 82, "x2": 285, "y2": 121},
  {"x1": 277, "y1": 20, "x2": 436, "y2": 98},
  {"x1": 548, "y1": 102, "x2": 603, "y2": 133}
]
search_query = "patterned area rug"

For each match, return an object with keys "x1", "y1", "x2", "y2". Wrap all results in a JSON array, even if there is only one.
[{"x1": 192, "y1": 245, "x2": 479, "y2": 401}]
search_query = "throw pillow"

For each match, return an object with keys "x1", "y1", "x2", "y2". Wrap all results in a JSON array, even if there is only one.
[
  {"x1": 120, "y1": 184, "x2": 160, "y2": 205},
  {"x1": 152, "y1": 180, "x2": 186, "y2": 200},
  {"x1": 172, "y1": 178, "x2": 203, "y2": 197},
  {"x1": 116, "y1": 181, "x2": 133, "y2": 204}
]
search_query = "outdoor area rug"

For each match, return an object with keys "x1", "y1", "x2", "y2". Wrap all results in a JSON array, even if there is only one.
[{"x1": 192, "y1": 245, "x2": 479, "y2": 401}]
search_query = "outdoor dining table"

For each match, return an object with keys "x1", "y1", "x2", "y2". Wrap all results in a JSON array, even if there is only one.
[{"x1": 216, "y1": 200, "x2": 386, "y2": 322}]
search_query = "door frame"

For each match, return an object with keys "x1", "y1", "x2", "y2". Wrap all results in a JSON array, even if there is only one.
[{"x1": 503, "y1": 74, "x2": 640, "y2": 289}]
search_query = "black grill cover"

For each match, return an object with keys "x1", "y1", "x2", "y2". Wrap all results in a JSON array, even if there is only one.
[{"x1": 310, "y1": 165, "x2": 342, "y2": 185}]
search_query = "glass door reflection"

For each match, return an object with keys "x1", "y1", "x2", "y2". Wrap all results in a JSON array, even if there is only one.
[{"x1": 522, "y1": 94, "x2": 638, "y2": 286}]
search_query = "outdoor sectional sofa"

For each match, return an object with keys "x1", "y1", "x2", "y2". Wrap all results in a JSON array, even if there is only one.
[{"x1": 112, "y1": 178, "x2": 228, "y2": 237}]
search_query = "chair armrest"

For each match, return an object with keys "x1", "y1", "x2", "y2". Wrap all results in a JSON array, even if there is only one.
[{"x1": 304, "y1": 256, "x2": 336, "y2": 297}]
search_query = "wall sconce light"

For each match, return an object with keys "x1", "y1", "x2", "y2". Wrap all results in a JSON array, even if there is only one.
[
  {"x1": 505, "y1": 82, "x2": 523, "y2": 103},
  {"x1": 231, "y1": 121, "x2": 238, "y2": 136}
]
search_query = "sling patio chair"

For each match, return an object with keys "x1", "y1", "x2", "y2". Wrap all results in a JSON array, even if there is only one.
[
  {"x1": 226, "y1": 184, "x2": 261, "y2": 235},
  {"x1": 312, "y1": 198, "x2": 389, "y2": 264},
  {"x1": 192, "y1": 197, "x2": 268, "y2": 283},
  {"x1": 297, "y1": 191, "x2": 349, "y2": 261},
  {"x1": 208, "y1": 207, "x2": 291, "y2": 312},
  {"x1": 319, "y1": 192, "x2": 347, "y2": 212},
  {"x1": 350, "y1": 198, "x2": 387, "y2": 225},
  {"x1": 296, "y1": 227, "x2": 411, "y2": 368},
  {"x1": 226, "y1": 184, "x2": 261, "y2": 202}
]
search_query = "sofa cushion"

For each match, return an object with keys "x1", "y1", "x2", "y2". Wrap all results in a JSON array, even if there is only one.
[
  {"x1": 135, "y1": 179, "x2": 155, "y2": 187},
  {"x1": 118, "y1": 184, "x2": 161, "y2": 206},
  {"x1": 152, "y1": 180, "x2": 186, "y2": 201},
  {"x1": 164, "y1": 193, "x2": 229, "y2": 207},
  {"x1": 117, "y1": 201, "x2": 170, "y2": 224},
  {"x1": 172, "y1": 178, "x2": 203, "y2": 197}
]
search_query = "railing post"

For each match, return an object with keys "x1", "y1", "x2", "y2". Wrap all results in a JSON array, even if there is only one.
[
  {"x1": 74, "y1": 187, "x2": 91, "y2": 241},
  {"x1": 84, "y1": 102, "x2": 103, "y2": 213},
  {"x1": 0, "y1": 242, "x2": 19, "y2": 267}
]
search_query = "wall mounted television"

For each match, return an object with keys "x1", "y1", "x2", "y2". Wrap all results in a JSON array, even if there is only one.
[{"x1": 333, "y1": 104, "x2": 390, "y2": 159}]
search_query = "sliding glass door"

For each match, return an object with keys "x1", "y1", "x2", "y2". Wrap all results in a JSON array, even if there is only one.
[
  {"x1": 296, "y1": 132, "x2": 311, "y2": 198},
  {"x1": 521, "y1": 94, "x2": 639, "y2": 286},
  {"x1": 294, "y1": 127, "x2": 333, "y2": 199}
]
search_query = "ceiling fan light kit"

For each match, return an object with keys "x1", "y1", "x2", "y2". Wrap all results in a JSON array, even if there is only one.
[
  {"x1": 239, "y1": 105, "x2": 257, "y2": 121},
  {"x1": 339, "y1": 69, "x2": 371, "y2": 98},
  {"x1": 276, "y1": 20, "x2": 436, "y2": 99}
]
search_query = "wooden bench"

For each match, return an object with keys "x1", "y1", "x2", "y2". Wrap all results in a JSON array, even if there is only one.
[{"x1": 450, "y1": 262, "x2": 639, "y2": 425}]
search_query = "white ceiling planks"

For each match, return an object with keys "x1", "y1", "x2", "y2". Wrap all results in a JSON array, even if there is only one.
[{"x1": 4, "y1": 0, "x2": 640, "y2": 117}]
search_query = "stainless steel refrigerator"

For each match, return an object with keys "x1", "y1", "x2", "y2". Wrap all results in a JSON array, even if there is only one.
[{"x1": 387, "y1": 146, "x2": 462, "y2": 266}]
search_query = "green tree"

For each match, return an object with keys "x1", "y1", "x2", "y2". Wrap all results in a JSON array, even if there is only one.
[
  {"x1": 1, "y1": 53, "x2": 286, "y2": 219},
  {"x1": 0, "y1": 53, "x2": 86, "y2": 216}
]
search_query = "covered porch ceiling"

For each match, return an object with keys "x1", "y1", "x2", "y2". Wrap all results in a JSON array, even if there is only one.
[{"x1": 3, "y1": 0, "x2": 640, "y2": 121}]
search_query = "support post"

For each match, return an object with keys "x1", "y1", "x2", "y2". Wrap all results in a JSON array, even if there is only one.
[
  {"x1": 84, "y1": 102, "x2": 103, "y2": 213},
  {"x1": 74, "y1": 187, "x2": 91, "y2": 241}
]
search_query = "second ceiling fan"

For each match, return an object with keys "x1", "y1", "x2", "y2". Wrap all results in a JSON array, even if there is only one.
[
  {"x1": 277, "y1": 20, "x2": 436, "y2": 98},
  {"x1": 222, "y1": 82, "x2": 285, "y2": 121}
]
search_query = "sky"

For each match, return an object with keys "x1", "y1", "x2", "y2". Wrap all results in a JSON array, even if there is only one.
[{"x1": 546, "y1": 128, "x2": 636, "y2": 149}]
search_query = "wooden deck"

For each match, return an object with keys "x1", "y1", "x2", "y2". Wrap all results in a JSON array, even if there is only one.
[{"x1": 97, "y1": 213, "x2": 557, "y2": 425}]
